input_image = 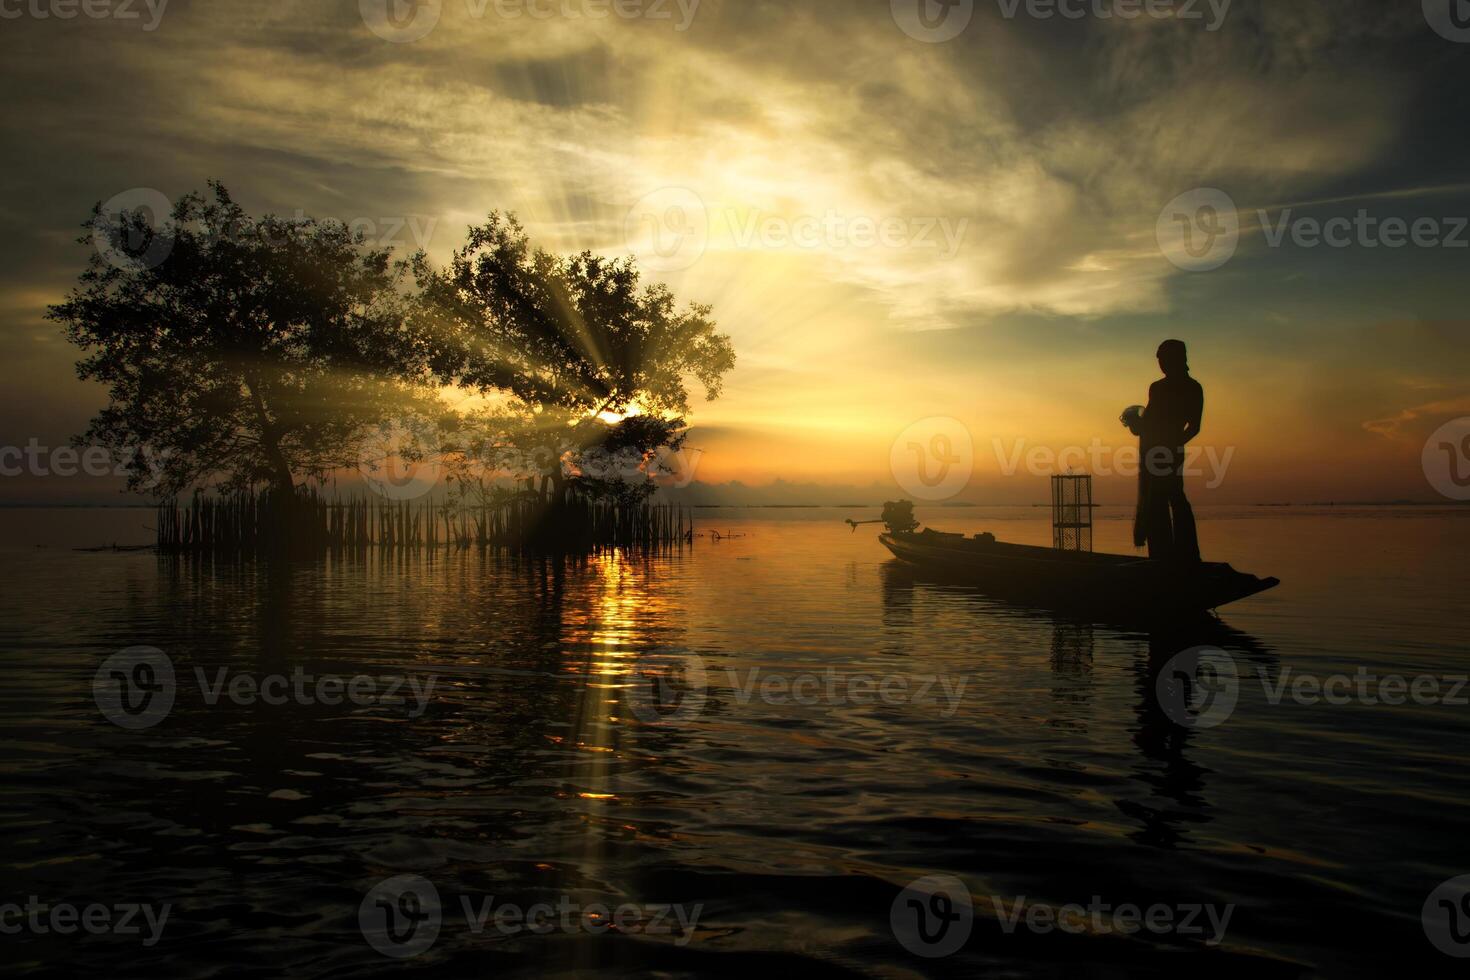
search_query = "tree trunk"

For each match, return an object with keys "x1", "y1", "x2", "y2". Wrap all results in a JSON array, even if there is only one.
[
  {"x1": 264, "y1": 439, "x2": 296, "y2": 502},
  {"x1": 243, "y1": 374, "x2": 295, "y2": 501}
]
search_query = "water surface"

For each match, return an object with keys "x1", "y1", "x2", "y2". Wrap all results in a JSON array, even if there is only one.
[{"x1": 2, "y1": 505, "x2": 1467, "y2": 976}]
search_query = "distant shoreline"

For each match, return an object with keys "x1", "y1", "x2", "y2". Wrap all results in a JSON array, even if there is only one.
[{"x1": 2, "y1": 500, "x2": 1460, "y2": 510}]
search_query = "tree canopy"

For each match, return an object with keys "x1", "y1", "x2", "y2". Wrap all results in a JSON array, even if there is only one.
[
  {"x1": 414, "y1": 213, "x2": 733, "y2": 419},
  {"x1": 48, "y1": 182, "x2": 435, "y2": 497},
  {"x1": 50, "y1": 188, "x2": 735, "y2": 503},
  {"x1": 412, "y1": 213, "x2": 734, "y2": 495}
]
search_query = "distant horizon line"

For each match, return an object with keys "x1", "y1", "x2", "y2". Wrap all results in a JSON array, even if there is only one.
[{"x1": 0, "y1": 499, "x2": 1460, "y2": 510}]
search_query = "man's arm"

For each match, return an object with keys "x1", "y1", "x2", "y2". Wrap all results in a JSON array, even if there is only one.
[
  {"x1": 1132, "y1": 380, "x2": 1161, "y2": 438},
  {"x1": 1180, "y1": 381, "x2": 1204, "y2": 445}
]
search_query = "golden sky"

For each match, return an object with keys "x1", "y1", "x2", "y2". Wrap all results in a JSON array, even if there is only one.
[{"x1": 2, "y1": 0, "x2": 1468, "y2": 503}]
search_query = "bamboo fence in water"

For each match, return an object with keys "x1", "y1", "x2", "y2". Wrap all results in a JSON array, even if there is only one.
[{"x1": 155, "y1": 490, "x2": 693, "y2": 556}]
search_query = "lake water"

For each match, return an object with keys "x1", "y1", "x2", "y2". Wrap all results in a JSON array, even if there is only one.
[{"x1": 2, "y1": 505, "x2": 1468, "y2": 976}]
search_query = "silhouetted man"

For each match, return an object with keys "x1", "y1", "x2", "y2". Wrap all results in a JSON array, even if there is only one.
[{"x1": 1126, "y1": 340, "x2": 1203, "y2": 563}]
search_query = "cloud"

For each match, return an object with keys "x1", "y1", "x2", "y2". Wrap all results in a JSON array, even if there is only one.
[
  {"x1": 15, "y1": 0, "x2": 1414, "y2": 327},
  {"x1": 1364, "y1": 395, "x2": 1470, "y2": 441}
]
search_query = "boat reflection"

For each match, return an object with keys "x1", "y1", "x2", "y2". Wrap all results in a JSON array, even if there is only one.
[{"x1": 879, "y1": 559, "x2": 1279, "y2": 848}]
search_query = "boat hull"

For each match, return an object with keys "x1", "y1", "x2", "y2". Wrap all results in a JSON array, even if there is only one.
[{"x1": 878, "y1": 531, "x2": 1279, "y2": 620}]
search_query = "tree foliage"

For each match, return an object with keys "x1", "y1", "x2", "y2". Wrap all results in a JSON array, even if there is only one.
[
  {"x1": 50, "y1": 190, "x2": 734, "y2": 503},
  {"x1": 412, "y1": 214, "x2": 734, "y2": 490},
  {"x1": 48, "y1": 183, "x2": 436, "y2": 497}
]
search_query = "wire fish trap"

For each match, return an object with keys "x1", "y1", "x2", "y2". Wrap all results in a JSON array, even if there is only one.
[{"x1": 1051, "y1": 474, "x2": 1093, "y2": 552}]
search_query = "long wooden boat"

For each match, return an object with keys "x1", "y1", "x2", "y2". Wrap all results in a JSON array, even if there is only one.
[{"x1": 878, "y1": 529, "x2": 1279, "y2": 619}]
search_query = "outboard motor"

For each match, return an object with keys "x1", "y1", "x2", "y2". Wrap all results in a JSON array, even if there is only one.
[{"x1": 881, "y1": 500, "x2": 919, "y2": 534}]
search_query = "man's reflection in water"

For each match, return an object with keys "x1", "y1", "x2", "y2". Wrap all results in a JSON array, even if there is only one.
[
  {"x1": 1118, "y1": 625, "x2": 1217, "y2": 848},
  {"x1": 1124, "y1": 621, "x2": 1278, "y2": 848}
]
